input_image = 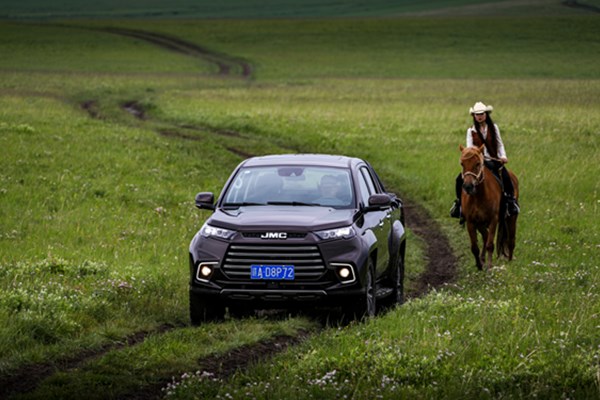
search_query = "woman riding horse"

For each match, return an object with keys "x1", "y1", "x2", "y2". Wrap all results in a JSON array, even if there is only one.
[{"x1": 450, "y1": 102, "x2": 520, "y2": 220}]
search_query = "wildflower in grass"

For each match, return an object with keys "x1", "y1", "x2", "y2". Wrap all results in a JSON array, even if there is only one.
[
  {"x1": 531, "y1": 261, "x2": 544, "y2": 266},
  {"x1": 308, "y1": 369, "x2": 338, "y2": 387},
  {"x1": 162, "y1": 370, "x2": 219, "y2": 397},
  {"x1": 381, "y1": 374, "x2": 392, "y2": 387},
  {"x1": 118, "y1": 281, "x2": 133, "y2": 289}
]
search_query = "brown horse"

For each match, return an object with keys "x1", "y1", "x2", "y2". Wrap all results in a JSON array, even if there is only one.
[{"x1": 459, "y1": 145, "x2": 519, "y2": 270}]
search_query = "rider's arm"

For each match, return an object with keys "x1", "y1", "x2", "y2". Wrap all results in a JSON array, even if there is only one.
[
  {"x1": 466, "y1": 127, "x2": 474, "y2": 147},
  {"x1": 495, "y1": 124, "x2": 508, "y2": 161}
]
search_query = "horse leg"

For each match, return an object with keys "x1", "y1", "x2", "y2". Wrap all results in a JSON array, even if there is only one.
[
  {"x1": 508, "y1": 171, "x2": 519, "y2": 260},
  {"x1": 467, "y1": 221, "x2": 482, "y2": 270},
  {"x1": 479, "y1": 226, "x2": 488, "y2": 269},
  {"x1": 507, "y1": 215, "x2": 518, "y2": 260},
  {"x1": 485, "y1": 220, "x2": 499, "y2": 270}
]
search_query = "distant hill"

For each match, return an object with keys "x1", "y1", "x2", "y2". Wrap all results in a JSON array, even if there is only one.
[{"x1": 1, "y1": 0, "x2": 599, "y2": 19}]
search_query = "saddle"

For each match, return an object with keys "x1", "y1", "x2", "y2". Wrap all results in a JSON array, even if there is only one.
[{"x1": 484, "y1": 160, "x2": 504, "y2": 191}]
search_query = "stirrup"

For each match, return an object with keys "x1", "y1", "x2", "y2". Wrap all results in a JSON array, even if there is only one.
[
  {"x1": 450, "y1": 200, "x2": 461, "y2": 218},
  {"x1": 505, "y1": 196, "x2": 520, "y2": 216},
  {"x1": 507, "y1": 201, "x2": 520, "y2": 216}
]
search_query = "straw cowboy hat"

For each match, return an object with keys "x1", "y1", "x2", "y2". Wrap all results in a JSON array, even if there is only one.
[{"x1": 469, "y1": 102, "x2": 493, "y2": 115}]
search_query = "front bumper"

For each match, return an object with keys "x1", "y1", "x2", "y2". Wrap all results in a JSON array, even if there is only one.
[
  {"x1": 189, "y1": 284, "x2": 365, "y2": 308},
  {"x1": 189, "y1": 231, "x2": 369, "y2": 307}
]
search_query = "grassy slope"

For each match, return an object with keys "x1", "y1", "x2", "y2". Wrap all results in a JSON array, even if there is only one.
[
  {"x1": 2, "y1": 0, "x2": 595, "y2": 19},
  {"x1": 1, "y1": 8, "x2": 599, "y2": 400},
  {"x1": 113, "y1": 16, "x2": 600, "y2": 79}
]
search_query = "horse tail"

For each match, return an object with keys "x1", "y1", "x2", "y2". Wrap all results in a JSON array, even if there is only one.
[{"x1": 496, "y1": 216, "x2": 510, "y2": 258}]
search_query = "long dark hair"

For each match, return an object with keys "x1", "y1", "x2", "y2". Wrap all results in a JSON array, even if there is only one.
[{"x1": 473, "y1": 112, "x2": 498, "y2": 158}]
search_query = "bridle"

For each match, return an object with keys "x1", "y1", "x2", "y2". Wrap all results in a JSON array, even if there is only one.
[{"x1": 461, "y1": 152, "x2": 485, "y2": 186}]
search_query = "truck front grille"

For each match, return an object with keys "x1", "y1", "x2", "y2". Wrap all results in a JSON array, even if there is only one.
[{"x1": 222, "y1": 244, "x2": 326, "y2": 281}]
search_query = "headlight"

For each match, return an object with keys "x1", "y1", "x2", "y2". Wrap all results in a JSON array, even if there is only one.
[
  {"x1": 315, "y1": 226, "x2": 356, "y2": 240},
  {"x1": 200, "y1": 224, "x2": 236, "y2": 240}
]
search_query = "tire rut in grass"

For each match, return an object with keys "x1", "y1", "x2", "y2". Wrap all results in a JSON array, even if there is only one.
[
  {"x1": 0, "y1": 324, "x2": 177, "y2": 399},
  {"x1": 119, "y1": 100, "x2": 260, "y2": 155},
  {"x1": 119, "y1": 330, "x2": 311, "y2": 400},
  {"x1": 403, "y1": 198, "x2": 458, "y2": 297},
  {"x1": 562, "y1": 0, "x2": 600, "y2": 13},
  {"x1": 99, "y1": 27, "x2": 253, "y2": 78},
  {"x1": 82, "y1": 99, "x2": 261, "y2": 156},
  {"x1": 125, "y1": 100, "x2": 304, "y2": 157}
]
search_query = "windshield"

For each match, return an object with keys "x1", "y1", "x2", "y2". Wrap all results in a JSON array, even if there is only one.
[{"x1": 222, "y1": 165, "x2": 354, "y2": 208}]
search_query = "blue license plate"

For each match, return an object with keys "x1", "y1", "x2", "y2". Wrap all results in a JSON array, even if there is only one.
[{"x1": 250, "y1": 265, "x2": 295, "y2": 280}]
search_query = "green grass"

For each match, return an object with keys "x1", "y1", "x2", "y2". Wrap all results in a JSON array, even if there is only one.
[
  {"x1": 0, "y1": 23, "x2": 210, "y2": 74},
  {"x1": 107, "y1": 17, "x2": 600, "y2": 80},
  {"x1": 1, "y1": 11, "x2": 600, "y2": 399},
  {"x1": 18, "y1": 318, "x2": 312, "y2": 400},
  {"x1": 2, "y1": 0, "x2": 597, "y2": 19}
]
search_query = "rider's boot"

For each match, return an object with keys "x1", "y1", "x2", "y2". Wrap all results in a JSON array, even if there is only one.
[
  {"x1": 450, "y1": 199, "x2": 461, "y2": 219},
  {"x1": 505, "y1": 195, "x2": 520, "y2": 216}
]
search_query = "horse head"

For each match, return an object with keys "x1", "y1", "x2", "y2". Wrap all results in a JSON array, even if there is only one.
[{"x1": 459, "y1": 144, "x2": 485, "y2": 195}]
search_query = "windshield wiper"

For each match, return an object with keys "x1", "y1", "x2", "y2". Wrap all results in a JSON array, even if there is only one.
[{"x1": 266, "y1": 201, "x2": 320, "y2": 206}]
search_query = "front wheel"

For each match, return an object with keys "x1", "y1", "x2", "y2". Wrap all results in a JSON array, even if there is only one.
[
  {"x1": 189, "y1": 290, "x2": 225, "y2": 326},
  {"x1": 344, "y1": 259, "x2": 376, "y2": 320},
  {"x1": 391, "y1": 243, "x2": 406, "y2": 306}
]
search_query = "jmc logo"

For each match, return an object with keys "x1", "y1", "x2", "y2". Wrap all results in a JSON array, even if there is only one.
[{"x1": 260, "y1": 232, "x2": 287, "y2": 240}]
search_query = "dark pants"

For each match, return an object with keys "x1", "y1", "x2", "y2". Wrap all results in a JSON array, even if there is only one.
[{"x1": 455, "y1": 161, "x2": 515, "y2": 200}]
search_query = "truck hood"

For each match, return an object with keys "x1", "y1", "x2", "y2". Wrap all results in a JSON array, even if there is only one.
[{"x1": 208, "y1": 206, "x2": 356, "y2": 231}]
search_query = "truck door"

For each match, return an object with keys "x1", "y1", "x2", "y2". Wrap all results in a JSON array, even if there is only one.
[{"x1": 358, "y1": 166, "x2": 390, "y2": 277}]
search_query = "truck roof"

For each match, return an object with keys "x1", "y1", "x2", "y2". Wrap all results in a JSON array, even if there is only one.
[{"x1": 241, "y1": 153, "x2": 363, "y2": 168}]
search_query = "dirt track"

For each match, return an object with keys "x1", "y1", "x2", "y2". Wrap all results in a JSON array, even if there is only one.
[
  {"x1": 1, "y1": 28, "x2": 458, "y2": 399},
  {"x1": 101, "y1": 27, "x2": 253, "y2": 78}
]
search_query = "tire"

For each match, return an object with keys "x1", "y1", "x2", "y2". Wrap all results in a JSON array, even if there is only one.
[
  {"x1": 391, "y1": 243, "x2": 406, "y2": 306},
  {"x1": 189, "y1": 290, "x2": 225, "y2": 326},
  {"x1": 344, "y1": 259, "x2": 376, "y2": 320}
]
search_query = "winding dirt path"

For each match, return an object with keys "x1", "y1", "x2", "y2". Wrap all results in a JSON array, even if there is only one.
[
  {"x1": 404, "y1": 200, "x2": 457, "y2": 297},
  {"x1": 0, "y1": 324, "x2": 178, "y2": 399},
  {"x1": 100, "y1": 27, "x2": 253, "y2": 78},
  {"x1": 562, "y1": 0, "x2": 600, "y2": 13}
]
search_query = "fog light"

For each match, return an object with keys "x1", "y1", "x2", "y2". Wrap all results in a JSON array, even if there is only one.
[
  {"x1": 196, "y1": 262, "x2": 217, "y2": 282},
  {"x1": 332, "y1": 263, "x2": 356, "y2": 284}
]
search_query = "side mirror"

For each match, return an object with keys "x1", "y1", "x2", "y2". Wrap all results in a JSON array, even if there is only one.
[
  {"x1": 386, "y1": 192, "x2": 402, "y2": 208},
  {"x1": 195, "y1": 192, "x2": 215, "y2": 210},
  {"x1": 364, "y1": 193, "x2": 392, "y2": 212}
]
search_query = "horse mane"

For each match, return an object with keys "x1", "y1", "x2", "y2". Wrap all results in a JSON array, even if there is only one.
[{"x1": 459, "y1": 145, "x2": 484, "y2": 163}]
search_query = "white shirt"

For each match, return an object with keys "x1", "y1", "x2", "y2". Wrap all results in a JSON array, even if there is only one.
[{"x1": 466, "y1": 123, "x2": 507, "y2": 160}]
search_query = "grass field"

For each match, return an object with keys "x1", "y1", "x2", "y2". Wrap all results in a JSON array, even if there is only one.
[
  {"x1": 4, "y1": 0, "x2": 599, "y2": 19},
  {"x1": 1, "y1": 3, "x2": 600, "y2": 399}
]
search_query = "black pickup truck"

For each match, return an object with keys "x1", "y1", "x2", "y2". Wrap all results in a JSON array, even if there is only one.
[{"x1": 189, "y1": 154, "x2": 406, "y2": 324}]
